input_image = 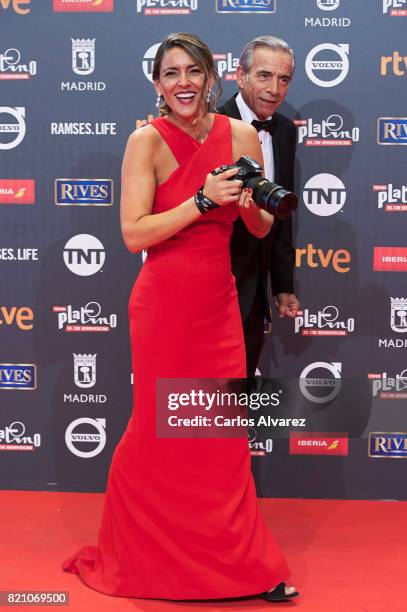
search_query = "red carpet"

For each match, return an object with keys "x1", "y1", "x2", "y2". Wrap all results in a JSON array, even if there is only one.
[{"x1": 1, "y1": 492, "x2": 406, "y2": 611}]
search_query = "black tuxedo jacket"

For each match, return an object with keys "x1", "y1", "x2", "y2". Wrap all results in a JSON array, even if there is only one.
[{"x1": 217, "y1": 94, "x2": 296, "y2": 321}]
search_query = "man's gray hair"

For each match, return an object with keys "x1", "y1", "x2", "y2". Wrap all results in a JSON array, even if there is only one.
[{"x1": 239, "y1": 35, "x2": 295, "y2": 76}]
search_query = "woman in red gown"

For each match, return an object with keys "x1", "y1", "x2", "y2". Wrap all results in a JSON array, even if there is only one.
[{"x1": 63, "y1": 33, "x2": 298, "y2": 603}]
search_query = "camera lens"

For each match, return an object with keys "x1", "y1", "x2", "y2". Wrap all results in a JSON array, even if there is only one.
[{"x1": 247, "y1": 178, "x2": 297, "y2": 220}]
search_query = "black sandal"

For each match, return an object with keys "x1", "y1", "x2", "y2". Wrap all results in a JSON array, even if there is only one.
[{"x1": 258, "y1": 582, "x2": 300, "y2": 602}]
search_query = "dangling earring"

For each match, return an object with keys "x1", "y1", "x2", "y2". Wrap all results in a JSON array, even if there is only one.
[
  {"x1": 206, "y1": 89, "x2": 212, "y2": 105},
  {"x1": 156, "y1": 94, "x2": 161, "y2": 109}
]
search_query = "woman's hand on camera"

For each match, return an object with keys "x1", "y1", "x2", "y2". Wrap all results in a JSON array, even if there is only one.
[
  {"x1": 202, "y1": 167, "x2": 243, "y2": 206},
  {"x1": 238, "y1": 187, "x2": 258, "y2": 211}
]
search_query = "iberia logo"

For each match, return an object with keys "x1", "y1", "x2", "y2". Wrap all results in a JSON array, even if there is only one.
[
  {"x1": 0, "y1": 180, "x2": 35, "y2": 204},
  {"x1": 290, "y1": 432, "x2": 349, "y2": 455},
  {"x1": 53, "y1": 0, "x2": 114, "y2": 12}
]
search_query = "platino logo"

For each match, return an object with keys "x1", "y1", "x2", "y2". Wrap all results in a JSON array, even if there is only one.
[
  {"x1": 377, "y1": 118, "x2": 407, "y2": 145},
  {"x1": 213, "y1": 52, "x2": 239, "y2": 80},
  {"x1": 55, "y1": 179, "x2": 113, "y2": 206},
  {"x1": 0, "y1": 364, "x2": 36, "y2": 390},
  {"x1": 369, "y1": 370, "x2": 407, "y2": 399},
  {"x1": 305, "y1": 43, "x2": 349, "y2": 87},
  {"x1": 0, "y1": 422, "x2": 41, "y2": 452},
  {"x1": 53, "y1": 302, "x2": 117, "y2": 332},
  {"x1": 74, "y1": 354, "x2": 96, "y2": 388},
  {"x1": 0, "y1": 48, "x2": 37, "y2": 80},
  {"x1": 373, "y1": 183, "x2": 407, "y2": 210},
  {"x1": 383, "y1": 0, "x2": 407, "y2": 16},
  {"x1": 248, "y1": 427, "x2": 273, "y2": 456},
  {"x1": 295, "y1": 114, "x2": 359, "y2": 146},
  {"x1": 65, "y1": 417, "x2": 106, "y2": 458},
  {"x1": 299, "y1": 362, "x2": 342, "y2": 403},
  {"x1": 303, "y1": 173, "x2": 346, "y2": 216},
  {"x1": 137, "y1": 0, "x2": 198, "y2": 15},
  {"x1": 63, "y1": 234, "x2": 105, "y2": 276},
  {"x1": 215, "y1": 0, "x2": 276, "y2": 12},
  {"x1": 0, "y1": 107, "x2": 26, "y2": 150},
  {"x1": 295, "y1": 306, "x2": 354, "y2": 336}
]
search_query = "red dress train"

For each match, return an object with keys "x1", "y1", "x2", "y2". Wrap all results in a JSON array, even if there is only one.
[{"x1": 62, "y1": 113, "x2": 290, "y2": 599}]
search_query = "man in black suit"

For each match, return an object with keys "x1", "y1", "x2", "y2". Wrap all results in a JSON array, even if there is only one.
[{"x1": 218, "y1": 35, "x2": 300, "y2": 378}]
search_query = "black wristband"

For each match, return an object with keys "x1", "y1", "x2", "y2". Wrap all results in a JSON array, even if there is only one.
[{"x1": 194, "y1": 188, "x2": 220, "y2": 214}]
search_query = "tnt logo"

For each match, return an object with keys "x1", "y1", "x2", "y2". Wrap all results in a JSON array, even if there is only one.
[{"x1": 63, "y1": 234, "x2": 105, "y2": 276}]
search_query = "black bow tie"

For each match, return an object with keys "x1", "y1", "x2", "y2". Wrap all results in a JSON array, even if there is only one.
[{"x1": 251, "y1": 119, "x2": 274, "y2": 134}]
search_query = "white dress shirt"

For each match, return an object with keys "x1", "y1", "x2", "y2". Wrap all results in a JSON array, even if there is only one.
[{"x1": 235, "y1": 93, "x2": 275, "y2": 182}]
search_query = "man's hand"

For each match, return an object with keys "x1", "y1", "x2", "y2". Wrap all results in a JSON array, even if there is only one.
[{"x1": 274, "y1": 293, "x2": 300, "y2": 319}]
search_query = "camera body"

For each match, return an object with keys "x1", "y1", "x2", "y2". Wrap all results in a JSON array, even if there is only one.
[{"x1": 212, "y1": 155, "x2": 297, "y2": 220}]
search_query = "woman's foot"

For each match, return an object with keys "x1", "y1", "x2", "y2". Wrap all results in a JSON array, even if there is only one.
[{"x1": 259, "y1": 582, "x2": 299, "y2": 602}]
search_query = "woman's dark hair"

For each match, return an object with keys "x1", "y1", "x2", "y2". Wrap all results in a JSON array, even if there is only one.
[{"x1": 152, "y1": 32, "x2": 222, "y2": 115}]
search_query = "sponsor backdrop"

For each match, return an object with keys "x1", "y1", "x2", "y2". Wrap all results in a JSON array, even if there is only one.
[{"x1": 1, "y1": 0, "x2": 406, "y2": 499}]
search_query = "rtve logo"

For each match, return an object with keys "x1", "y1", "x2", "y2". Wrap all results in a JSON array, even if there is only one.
[
  {"x1": 0, "y1": 0, "x2": 31, "y2": 14},
  {"x1": 0, "y1": 306, "x2": 34, "y2": 330},
  {"x1": 380, "y1": 51, "x2": 407, "y2": 76},
  {"x1": 296, "y1": 244, "x2": 351, "y2": 273}
]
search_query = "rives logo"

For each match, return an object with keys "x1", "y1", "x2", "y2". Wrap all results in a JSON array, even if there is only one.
[
  {"x1": 0, "y1": 179, "x2": 35, "y2": 204},
  {"x1": 215, "y1": 0, "x2": 276, "y2": 13},
  {"x1": 377, "y1": 117, "x2": 407, "y2": 145},
  {"x1": 0, "y1": 364, "x2": 36, "y2": 390},
  {"x1": 296, "y1": 243, "x2": 351, "y2": 273},
  {"x1": 368, "y1": 433, "x2": 407, "y2": 458},
  {"x1": 53, "y1": 0, "x2": 113, "y2": 12},
  {"x1": 55, "y1": 179, "x2": 113, "y2": 206},
  {"x1": 0, "y1": 0, "x2": 31, "y2": 14},
  {"x1": 0, "y1": 306, "x2": 34, "y2": 330}
]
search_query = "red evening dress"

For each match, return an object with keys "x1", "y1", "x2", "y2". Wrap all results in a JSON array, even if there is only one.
[{"x1": 62, "y1": 113, "x2": 290, "y2": 599}]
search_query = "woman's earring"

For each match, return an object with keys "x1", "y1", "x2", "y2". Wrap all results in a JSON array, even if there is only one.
[
  {"x1": 206, "y1": 90, "x2": 212, "y2": 104},
  {"x1": 156, "y1": 94, "x2": 161, "y2": 109}
]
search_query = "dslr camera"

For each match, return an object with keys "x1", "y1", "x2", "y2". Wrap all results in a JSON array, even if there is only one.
[{"x1": 212, "y1": 155, "x2": 297, "y2": 220}]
